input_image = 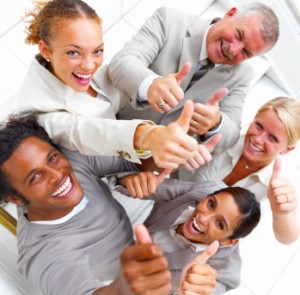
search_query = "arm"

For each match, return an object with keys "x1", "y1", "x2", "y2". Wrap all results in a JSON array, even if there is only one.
[
  {"x1": 268, "y1": 159, "x2": 300, "y2": 244},
  {"x1": 39, "y1": 100, "x2": 198, "y2": 169},
  {"x1": 94, "y1": 225, "x2": 172, "y2": 295}
]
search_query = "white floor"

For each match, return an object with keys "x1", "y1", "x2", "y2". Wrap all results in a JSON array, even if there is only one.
[{"x1": 0, "y1": 0, "x2": 300, "y2": 294}]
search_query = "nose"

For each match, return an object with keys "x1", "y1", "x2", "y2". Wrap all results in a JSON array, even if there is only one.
[
  {"x1": 199, "y1": 212, "x2": 212, "y2": 225},
  {"x1": 230, "y1": 41, "x2": 244, "y2": 58},
  {"x1": 47, "y1": 167, "x2": 63, "y2": 184},
  {"x1": 81, "y1": 54, "x2": 95, "y2": 71},
  {"x1": 253, "y1": 132, "x2": 266, "y2": 144}
]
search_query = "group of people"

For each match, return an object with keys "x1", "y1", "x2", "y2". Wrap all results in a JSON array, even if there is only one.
[{"x1": 0, "y1": 0, "x2": 299, "y2": 294}]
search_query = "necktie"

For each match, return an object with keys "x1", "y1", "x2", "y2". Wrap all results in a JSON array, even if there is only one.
[{"x1": 187, "y1": 59, "x2": 214, "y2": 89}]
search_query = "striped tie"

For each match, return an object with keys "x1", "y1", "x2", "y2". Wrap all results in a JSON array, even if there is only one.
[{"x1": 187, "y1": 59, "x2": 214, "y2": 89}]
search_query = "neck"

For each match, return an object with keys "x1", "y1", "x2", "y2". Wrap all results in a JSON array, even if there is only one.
[{"x1": 241, "y1": 156, "x2": 262, "y2": 171}]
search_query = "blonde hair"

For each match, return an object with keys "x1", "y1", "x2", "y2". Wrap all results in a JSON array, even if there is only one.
[
  {"x1": 257, "y1": 97, "x2": 300, "y2": 145},
  {"x1": 25, "y1": 0, "x2": 102, "y2": 45}
]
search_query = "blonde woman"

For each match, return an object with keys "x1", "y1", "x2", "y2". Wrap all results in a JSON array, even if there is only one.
[{"x1": 187, "y1": 97, "x2": 300, "y2": 244}]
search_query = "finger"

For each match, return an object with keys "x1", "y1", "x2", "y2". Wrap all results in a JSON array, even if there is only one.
[
  {"x1": 205, "y1": 88, "x2": 228, "y2": 106},
  {"x1": 156, "y1": 169, "x2": 172, "y2": 184},
  {"x1": 271, "y1": 158, "x2": 282, "y2": 180},
  {"x1": 192, "y1": 241, "x2": 219, "y2": 264},
  {"x1": 204, "y1": 134, "x2": 222, "y2": 152},
  {"x1": 135, "y1": 224, "x2": 153, "y2": 245},
  {"x1": 174, "y1": 62, "x2": 192, "y2": 84},
  {"x1": 177, "y1": 100, "x2": 195, "y2": 132}
]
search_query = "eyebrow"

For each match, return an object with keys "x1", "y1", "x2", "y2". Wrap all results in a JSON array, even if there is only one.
[
  {"x1": 212, "y1": 195, "x2": 229, "y2": 231},
  {"x1": 23, "y1": 148, "x2": 56, "y2": 184},
  {"x1": 64, "y1": 43, "x2": 104, "y2": 50}
]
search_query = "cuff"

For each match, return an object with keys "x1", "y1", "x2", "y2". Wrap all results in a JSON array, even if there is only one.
[
  {"x1": 198, "y1": 113, "x2": 223, "y2": 143},
  {"x1": 138, "y1": 74, "x2": 161, "y2": 101}
]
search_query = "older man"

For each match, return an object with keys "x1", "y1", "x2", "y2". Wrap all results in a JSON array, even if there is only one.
[{"x1": 108, "y1": 2, "x2": 279, "y2": 149}]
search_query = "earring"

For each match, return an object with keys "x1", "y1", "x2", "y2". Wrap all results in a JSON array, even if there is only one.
[{"x1": 46, "y1": 58, "x2": 50, "y2": 63}]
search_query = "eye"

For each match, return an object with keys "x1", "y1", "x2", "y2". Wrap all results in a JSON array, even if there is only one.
[
  {"x1": 269, "y1": 134, "x2": 278, "y2": 143},
  {"x1": 255, "y1": 122, "x2": 263, "y2": 130},
  {"x1": 216, "y1": 219, "x2": 224, "y2": 230},
  {"x1": 49, "y1": 153, "x2": 59, "y2": 163},
  {"x1": 94, "y1": 48, "x2": 104, "y2": 55},
  {"x1": 30, "y1": 172, "x2": 42, "y2": 184},
  {"x1": 236, "y1": 29, "x2": 242, "y2": 41},
  {"x1": 207, "y1": 197, "x2": 215, "y2": 210},
  {"x1": 67, "y1": 51, "x2": 79, "y2": 57}
]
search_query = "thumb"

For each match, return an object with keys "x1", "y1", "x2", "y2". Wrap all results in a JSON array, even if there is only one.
[
  {"x1": 204, "y1": 134, "x2": 222, "y2": 152},
  {"x1": 205, "y1": 88, "x2": 228, "y2": 106},
  {"x1": 134, "y1": 224, "x2": 153, "y2": 245},
  {"x1": 174, "y1": 62, "x2": 192, "y2": 84},
  {"x1": 192, "y1": 240, "x2": 219, "y2": 264},
  {"x1": 156, "y1": 169, "x2": 172, "y2": 185},
  {"x1": 177, "y1": 100, "x2": 194, "y2": 132},
  {"x1": 271, "y1": 158, "x2": 282, "y2": 180}
]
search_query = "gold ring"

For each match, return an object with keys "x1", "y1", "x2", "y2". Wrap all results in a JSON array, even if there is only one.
[
  {"x1": 158, "y1": 102, "x2": 166, "y2": 108},
  {"x1": 285, "y1": 194, "x2": 289, "y2": 203}
]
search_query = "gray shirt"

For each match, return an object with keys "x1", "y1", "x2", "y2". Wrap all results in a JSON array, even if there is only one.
[{"x1": 17, "y1": 149, "x2": 138, "y2": 295}]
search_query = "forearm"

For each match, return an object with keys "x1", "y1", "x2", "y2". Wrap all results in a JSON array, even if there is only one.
[{"x1": 272, "y1": 211, "x2": 300, "y2": 244}]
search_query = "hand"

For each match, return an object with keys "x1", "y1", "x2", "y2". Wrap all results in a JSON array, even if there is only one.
[
  {"x1": 142, "y1": 100, "x2": 198, "y2": 169},
  {"x1": 190, "y1": 88, "x2": 228, "y2": 135},
  {"x1": 148, "y1": 62, "x2": 191, "y2": 113},
  {"x1": 178, "y1": 241, "x2": 219, "y2": 295},
  {"x1": 183, "y1": 134, "x2": 222, "y2": 171},
  {"x1": 119, "y1": 171, "x2": 162, "y2": 199},
  {"x1": 120, "y1": 225, "x2": 172, "y2": 295},
  {"x1": 268, "y1": 158, "x2": 297, "y2": 215}
]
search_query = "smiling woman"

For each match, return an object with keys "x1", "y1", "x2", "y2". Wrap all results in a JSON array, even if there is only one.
[
  {"x1": 0, "y1": 0, "x2": 199, "y2": 171},
  {"x1": 190, "y1": 96, "x2": 300, "y2": 244}
]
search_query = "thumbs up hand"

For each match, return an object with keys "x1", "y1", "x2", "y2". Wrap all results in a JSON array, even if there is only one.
[
  {"x1": 141, "y1": 100, "x2": 198, "y2": 169},
  {"x1": 190, "y1": 88, "x2": 228, "y2": 135},
  {"x1": 268, "y1": 158, "x2": 297, "y2": 215},
  {"x1": 148, "y1": 62, "x2": 192, "y2": 113},
  {"x1": 178, "y1": 241, "x2": 219, "y2": 295}
]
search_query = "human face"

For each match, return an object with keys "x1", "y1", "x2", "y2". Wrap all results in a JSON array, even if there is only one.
[
  {"x1": 243, "y1": 109, "x2": 293, "y2": 168},
  {"x1": 39, "y1": 18, "x2": 104, "y2": 92},
  {"x1": 206, "y1": 8, "x2": 270, "y2": 65},
  {"x1": 2, "y1": 137, "x2": 84, "y2": 221},
  {"x1": 178, "y1": 192, "x2": 241, "y2": 245}
]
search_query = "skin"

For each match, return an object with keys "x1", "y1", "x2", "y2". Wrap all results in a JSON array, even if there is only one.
[
  {"x1": 2, "y1": 137, "x2": 171, "y2": 294},
  {"x1": 177, "y1": 192, "x2": 240, "y2": 246},
  {"x1": 242, "y1": 108, "x2": 295, "y2": 169},
  {"x1": 38, "y1": 18, "x2": 198, "y2": 170},
  {"x1": 206, "y1": 7, "x2": 270, "y2": 65},
  {"x1": 39, "y1": 18, "x2": 104, "y2": 97},
  {"x1": 3, "y1": 137, "x2": 83, "y2": 221}
]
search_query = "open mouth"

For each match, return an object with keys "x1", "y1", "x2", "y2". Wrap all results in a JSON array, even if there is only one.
[
  {"x1": 221, "y1": 40, "x2": 233, "y2": 61},
  {"x1": 72, "y1": 72, "x2": 92, "y2": 85},
  {"x1": 249, "y1": 140, "x2": 263, "y2": 152},
  {"x1": 51, "y1": 176, "x2": 73, "y2": 198},
  {"x1": 192, "y1": 217, "x2": 204, "y2": 234}
]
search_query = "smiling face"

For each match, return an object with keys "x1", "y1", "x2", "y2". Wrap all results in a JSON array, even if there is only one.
[
  {"x1": 178, "y1": 191, "x2": 241, "y2": 245},
  {"x1": 243, "y1": 109, "x2": 294, "y2": 168},
  {"x1": 39, "y1": 18, "x2": 104, "y2": 93},
  {"x1": 206, "y1": 8, "x2": 270, "y2": 65},
  {"x1": 2, "y1": 137, "x2": 84, "y2": 221}
]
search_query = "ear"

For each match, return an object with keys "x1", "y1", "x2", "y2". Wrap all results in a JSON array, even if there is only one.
[
  {"x1": 38, "y1": 40, "x2": 51, "y2": 61},
  {"x1": 224, "y1": 7, "x2": 237, "y2": 18},
  {"x1": 219, "y1": 238, "x2": 239, "y2": 247},
  {"x1": 4, "y1": 196, "x2": 26, "y2": 206},
  {"x1": 280, "y1": 145, "x2": 295, "y2": 155}
]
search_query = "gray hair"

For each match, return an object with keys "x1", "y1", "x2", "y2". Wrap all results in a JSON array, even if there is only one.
[{"x1": 234, "y1": 2, "x2": 279, "y2": 49}]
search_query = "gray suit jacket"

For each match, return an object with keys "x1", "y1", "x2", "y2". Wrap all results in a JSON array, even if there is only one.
[
  {"x1": 118, "y1": 178, "x2": 242, "y2": 294},
  {"x1": 108, "y1": 7, "x2": 255, "y2": 149}
]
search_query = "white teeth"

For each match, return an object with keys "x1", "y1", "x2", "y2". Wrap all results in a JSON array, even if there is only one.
[
  {"x1": 51, "y1": 176, "x2": 72, "y2": 197},
  {"x1": 192, "y1": 217, "x2": 204, "y2": 234},
  {"x1": 250, "y1": 141, "x2": 263, "y2": 152},
  {"x1": 73, "y1": 73, "x2": 91, "y2": 79}
]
